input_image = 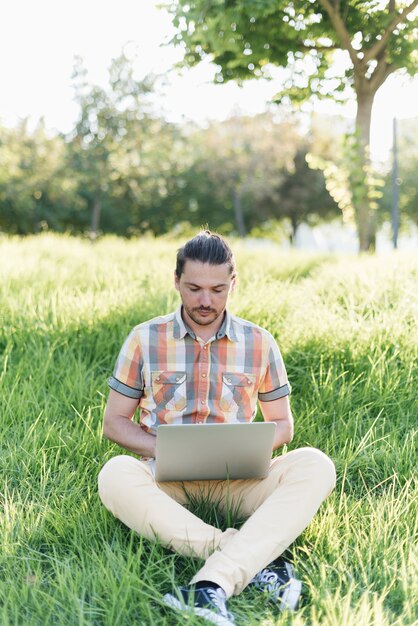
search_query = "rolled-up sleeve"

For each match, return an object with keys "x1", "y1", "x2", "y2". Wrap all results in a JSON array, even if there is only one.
[
  {"x1": 258, "y1": 333, "x2": 291, "y2": 402},
  {"x1": 108, "y1": 329, "x2": 144, "y2": 399}
]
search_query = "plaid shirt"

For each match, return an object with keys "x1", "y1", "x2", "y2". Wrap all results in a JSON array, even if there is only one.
[{"x1": 108, "y1": 307, "x2": 290, "y2": 434}]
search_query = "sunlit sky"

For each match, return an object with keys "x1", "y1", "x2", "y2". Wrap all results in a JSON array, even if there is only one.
[{"x1": 1, "y1": 0, "x2": 417, "y2": 162}]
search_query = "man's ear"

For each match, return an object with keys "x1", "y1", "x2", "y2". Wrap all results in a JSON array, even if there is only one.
[{"x1": 230, "y1": 273, "x2": 237, "y2": 292}]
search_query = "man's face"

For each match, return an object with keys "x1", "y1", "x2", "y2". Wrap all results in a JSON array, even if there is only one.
[{"x1": 174, "y1": 260, "x2": 235, "y2": 328}]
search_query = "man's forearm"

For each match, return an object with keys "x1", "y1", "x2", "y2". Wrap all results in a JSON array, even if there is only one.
[
  {"x1": 272, "y1": 418, "x2": 294, "y2": 451},
  {"x1": 103, "y1": 415, "x2": 156, "y2": 457}
]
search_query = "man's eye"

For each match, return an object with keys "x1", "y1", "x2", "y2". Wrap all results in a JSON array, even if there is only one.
[
  {"x1": 190, "y1": 288, "x2": 199, "y2": 292},
  {"x1": 213, "y1": 290, "x2": 223, "y2": 294}
]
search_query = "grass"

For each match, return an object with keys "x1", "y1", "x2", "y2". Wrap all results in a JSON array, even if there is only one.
[{"x1": 0, "y1": 233, "x2": 417, "y2": 626}]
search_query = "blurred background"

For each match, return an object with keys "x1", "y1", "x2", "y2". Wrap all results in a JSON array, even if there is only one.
[{"x1": 0, "y1": 0, "x2": 417, "y2": 252}]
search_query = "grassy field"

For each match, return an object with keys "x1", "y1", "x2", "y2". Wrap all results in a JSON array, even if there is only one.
[{"x1": 0, "y1": 233, "x2": 417, "y2": 626}]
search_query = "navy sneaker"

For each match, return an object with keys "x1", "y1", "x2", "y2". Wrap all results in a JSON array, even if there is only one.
[
  {"x1": 250, "y1": 557, "x2": 302, "y2": 611},
  {"x1": 163, "y1": 585, "x2": 236, "y2": 626}
]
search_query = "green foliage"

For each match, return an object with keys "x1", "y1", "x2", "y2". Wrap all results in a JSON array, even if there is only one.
[
  {"x1": 65, "y1": 54, "x2": 184, "y2": 235},
  {"x1": 263, "y1": 146, "x2": 340, "y2": 238},
  {"x1": 168, "y1": 0, "x2": 418, "y2": 249},
  {"x1": 172, "y1": 113, "x2": 302, "y2": 235},
  {"x1": 157, "y1": 113, "x2": 341, "y2": 237},
  {"x1": 0, "y1": 121, "x2": 81, "y2": 234},
  {"x1": 0, "y1": 104, "x2": 346, "y2": 238},
  {"x1": 308, "y1": 127, "x2": 386, "y2": 241},
  {"x1": 0, "y1": 234, "x2": 417, "y2": 625},
  {"x1": 0, "y1": 50, "x2": 416, "y2": 241},
  {"x1": 168, "y1": 0, "x2": 418, "y2": 96}
]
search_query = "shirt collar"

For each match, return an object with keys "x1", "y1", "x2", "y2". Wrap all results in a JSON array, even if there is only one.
[
  {"x1": 173, "y1": 306, "x2": 237, "y2": 342},
  {"x1": 218, "y1": 310, "x2": 238, "y2": 341},
  {"x1": 173, "y1": 306, "x2": 189, "y2": 339}
]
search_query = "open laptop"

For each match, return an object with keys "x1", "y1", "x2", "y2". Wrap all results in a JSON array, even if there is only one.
[{"x1": 154, "y1": 422, "x2": 275, "y2": 482}]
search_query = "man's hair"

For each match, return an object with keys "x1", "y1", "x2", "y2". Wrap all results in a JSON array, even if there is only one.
[{"x1": 175, "y1": 230, "x2": 236, "y2": 278}]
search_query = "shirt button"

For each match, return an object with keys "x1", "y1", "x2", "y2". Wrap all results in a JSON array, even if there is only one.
[
  {"x1": 202, "y1": 373, "x2": 206, "y2": 378},
  {"x1": 201, "y1": 400, "x2": 206, "y2": 405},
  {"x1": 156, "y1": 376, "x2": 160, "y2": 381},
  {"x1": 226, "y1": 377, "x2": 232, "y2": 383},
  {"x1": 203, "y1": 346, "x2": 207, "y2": 350},
  {"x1": 247, "y1": 379, "x2": 252, "y2": 384}
]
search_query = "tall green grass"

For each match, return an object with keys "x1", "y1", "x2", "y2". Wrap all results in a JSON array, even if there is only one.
[{"x1": 0, "y1": 234, "x2": 417, "y2": 625}]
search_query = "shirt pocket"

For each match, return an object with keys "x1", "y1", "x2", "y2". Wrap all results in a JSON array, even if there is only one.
[
  {"x1": 220, "y1": 372, "x2": 256, "y2": 414},
  {"x1": 151, "y1": 371, "x2": 187, "y2": 412}
]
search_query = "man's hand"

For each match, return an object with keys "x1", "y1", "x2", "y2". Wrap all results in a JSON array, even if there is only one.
[
  {"x1": 259, "y1": 395, "x2": 294, "y2": 451},
  {"x1": 103, "y1": 389, "x2": 157, "y2": 457}
]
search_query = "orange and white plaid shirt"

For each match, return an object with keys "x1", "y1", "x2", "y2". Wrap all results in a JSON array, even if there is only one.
[{"x1": 108, "y1": 307, "x2": 291, "y2": 434}]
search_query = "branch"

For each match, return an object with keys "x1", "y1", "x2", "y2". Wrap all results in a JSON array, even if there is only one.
[
  {"x1": 369, "y1": 61, "x2": 396, "y2": 92},
  {"x1": 363, "y1": 0, "x2": 418, "y2": 63},
  {"x1": 317, "y1": 0, "x2": 364, "y2": 71}
]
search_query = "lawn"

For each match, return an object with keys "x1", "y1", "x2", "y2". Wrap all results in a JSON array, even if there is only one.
[{"x1": 0, "y1": 233, "x2": 417, "y2": 626}]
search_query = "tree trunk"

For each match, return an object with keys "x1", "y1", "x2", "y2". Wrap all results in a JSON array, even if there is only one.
[
  {"x1": 354, "y1": 89, "x2": 375, "y2": 252},
  {"x1": 233, "y1": 189, "x2": 246, "y2": 237},
  {"x1": 91, "y1": 192, "x2": 101, "y2": 240},
  {"x1": 289, "y1": 215, "x2": 298, "y2": 246}
]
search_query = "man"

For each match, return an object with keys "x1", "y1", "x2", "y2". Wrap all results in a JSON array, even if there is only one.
[{"x1": 98, "y1": 230, "x2": 336, "y2": 626}]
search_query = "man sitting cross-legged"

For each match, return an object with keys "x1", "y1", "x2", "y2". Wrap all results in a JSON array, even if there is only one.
[{"x1": 98, "y1": 230, "x2": 336, "y2": 626}]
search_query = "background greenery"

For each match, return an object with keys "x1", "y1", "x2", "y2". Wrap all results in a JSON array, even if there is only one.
[
  {"x1": 168, "y1": 0, "x2": 418, "y2": 251},
  {"x1": 0, "y1": 234, "x2": 417, "y2": 625},
  {"x1": 0, "y1": 54, "x2": 417, "y2": 241}
]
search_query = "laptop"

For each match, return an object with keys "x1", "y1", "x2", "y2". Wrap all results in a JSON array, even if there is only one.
[{"x1": 154, "y1": 422, "x2": 275, "y2": 482}]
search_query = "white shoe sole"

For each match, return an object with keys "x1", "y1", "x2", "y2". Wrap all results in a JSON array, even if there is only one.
[
  {"x1": 162, "y1": 593, "x2": 236, "y2": 626},
  {"x1": 279, "y1": 578, "x2": 302, "y2": 611}
]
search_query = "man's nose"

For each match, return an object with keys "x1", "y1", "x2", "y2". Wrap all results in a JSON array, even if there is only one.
[{"x1": 199, "y1": 291, "x2": 212, "y2": 307}]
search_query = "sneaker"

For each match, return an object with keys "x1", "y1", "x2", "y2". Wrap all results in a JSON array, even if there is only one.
[
  {"x1": 163, "y1": 585, "x2": 236, "y2": 626},
  {"x1": 250, "y1": 556, "x2": 302, "y2": 611}
]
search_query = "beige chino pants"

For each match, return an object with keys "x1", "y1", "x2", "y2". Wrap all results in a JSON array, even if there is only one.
[{"x1": 98, "y1": 447, "x2": 336, "y2": 598}]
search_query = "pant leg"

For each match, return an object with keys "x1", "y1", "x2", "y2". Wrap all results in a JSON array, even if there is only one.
[
  {"x1": 97, "y1": 455, "x2": 237, "y2": 559},
  {"x1": 190, "y1": 447, "x2": 336, "y2": 597}
]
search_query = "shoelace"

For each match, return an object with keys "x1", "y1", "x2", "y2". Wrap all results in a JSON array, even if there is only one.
[
  {"x1": 256, "y1": 569, "x2": 287, "y2": 596},
  {"x1": 204, "y1": 588, "x2": 234, "y2": 620}
]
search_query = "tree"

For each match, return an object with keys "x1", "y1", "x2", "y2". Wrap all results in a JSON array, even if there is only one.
[
  {"x1": 155, "y1": 112, "x2": 338, "y2": 239},
  {"x1": 0, "y1": 120, "x2": 78, "y2": 234},
  {"x1": 66, "y1": 54, "x2": 157, "y2": 237},
  {"x1": 179, "y1": 112, "x2": 299, "y2": 235},
  {"x1": 167, "y1": 0, "x2": 418, "y2": 250},
  {"x1": 305, "y1": 112, "x2": 385, "y2": 233},
  {"x1": 260, "y1": 146, "x2": 341, "y2": 242},
  {"x1": 66, "y1": 54, "x2": 191, "y2": 237}
]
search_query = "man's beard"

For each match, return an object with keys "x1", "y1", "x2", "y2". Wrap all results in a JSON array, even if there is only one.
[{"x1": 185, "y1": 306, "x2": 222, "y2": 326}]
